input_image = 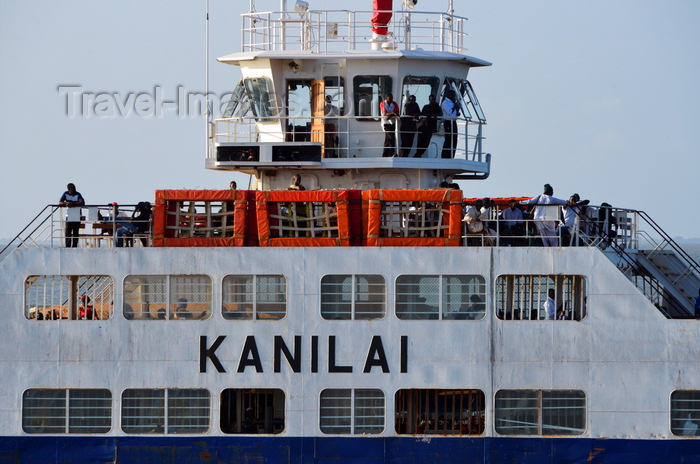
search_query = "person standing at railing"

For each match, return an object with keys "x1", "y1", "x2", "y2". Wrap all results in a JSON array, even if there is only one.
[
  {"x1": 399, "y1": 95, "x2": 420, "y2": 157},
  {"x1": 441, "y1": 90, "x2": 459, "y2": 158},
  {"x1": 380, "y1": 93, "x2": 398, "y2": 157},
  {"x1": 560, "y1": 194, "x2": 590, "y2": 246},
  {"x1": 415, "y1": 95, "x2": 441, "y2": 158},
  {"x1": 520, "y1": 184, "x2": 567, "y2": 247},
  {"x1": 58, "y1": 183, "x2": 85, "y2": 248}
]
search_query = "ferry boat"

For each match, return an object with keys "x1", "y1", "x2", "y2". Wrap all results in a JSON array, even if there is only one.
[{"x1": 1, "y1": 1, "x2": 699, "y2": 462}]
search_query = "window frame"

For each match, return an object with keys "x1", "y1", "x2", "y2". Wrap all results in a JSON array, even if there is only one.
[
  {"x1": 395, "y1": 274, "x2": 486, "y2": 320},
  {"x1": 220, "y1": 388, "x2": 286, "y2": 434},
  {"x1": 320, "y1": 274, "x2": 386, "y2": 320},
  {"x1": 494, "y1": 389, "x2": 586, "y2": 436},
  {"x1": 25, "y1": 275, "x2": 114, "y2": 321},
  {"x1": 495, "y1": 274, "x2": 587, "y2": 321},
  {"x1": 353, "y1": 75, "x2": 393, "y2": 121},
  {"x1": 222, "y1": 274, "x2": 287, "y2": 320},
  {"x1": 671, "y1": 390, "x2": 700, "y2": 436},
  {"x1": 22, "y1": 388, "x2": 112, "y2": 434},
  {"x1": 319, "y1": 388, "x2": 385, "y2": 435},
  {"x1": 395, "y1": 388, "x2": 485, "y2": 436},
  {"x1": 120, "y1": 388, "x2": 211, "y2": 435},
  {"x1": 123, "y1": 274, "x2": 213, "y2": 320}
]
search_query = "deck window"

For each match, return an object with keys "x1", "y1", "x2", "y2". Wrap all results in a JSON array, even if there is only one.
[
  {"x1": 320, "y1": 388, "x2": 385, "y2": 434},
  {"x1": 222, "y1": 77, "x2": 277, "y2": 122},
  {"x1": 495, "y1": 390, "x2": 586, "y2": 436},
  {"x1": 123, "y1": 275, "x2": 212, "y2": 320},
  {"x1": 353, "y1": 75, "x2": 392, "y2": 120},
  {"x1": 496, "y1": 275, "x2": 586, "y2": 321},
  {"x1": 396, "y1": 275, "x2": 486, "y2": 320},
  {"x1": 395, "y1": 389, "x2": 485, "y2": 435},
  {"x1": 321, "y1": 274, "x2": 385, "y2": 320},
  {"x1": 121, "y1": 389, "x2": 210, "y2": 434},
  {"x1": 24, "y1": 275, "x2": 113, "y2": 321},
  {"x1": 400, "y1": 76, "x2": 440, "y2": 111},
  {"x1": 222, "y1": 275, "x2": 287, "y2": 320},
  {"x1": 22, "y1": 389, "x2": 112, "y2": 434},
  {"x1": 220, "y1": 388, "x2": 285, "y2": 434},
  {"x1": 671, "y1": 390, "x2": 700, "y2": 436}
]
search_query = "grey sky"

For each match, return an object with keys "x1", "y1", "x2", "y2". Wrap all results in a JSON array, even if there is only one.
[{"x1": 1, "y1": 0, "x2": 698, "y2": 240}]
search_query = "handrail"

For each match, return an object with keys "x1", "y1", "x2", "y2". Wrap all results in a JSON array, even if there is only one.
[{"x1": 240, "y1": 9, "x2": 469, "y2": 54}]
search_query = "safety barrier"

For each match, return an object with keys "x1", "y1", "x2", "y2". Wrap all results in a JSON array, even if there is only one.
[
  {"x1": 152, "y1": 190, "x2": 250, "y2": 247},
  {"x1": 363, "y1": 189, "x2": 463, "y2": 247}
]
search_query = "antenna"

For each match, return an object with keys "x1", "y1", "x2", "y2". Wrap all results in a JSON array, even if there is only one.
[{"x1": 205, "y1": 0, "x2": 211, "y2": 158}]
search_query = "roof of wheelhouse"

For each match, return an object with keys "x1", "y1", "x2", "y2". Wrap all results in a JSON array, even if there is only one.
[{"x1": 217, "y1": 49, "x2": 492, "y2": 67}]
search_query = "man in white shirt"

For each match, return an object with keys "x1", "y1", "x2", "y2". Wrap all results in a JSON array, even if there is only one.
[
  {"x1": 520, "y1": 184, "x2": 567, "y2": 247},
  {"x1": 441, "y1": 90, "x2": 459, "y2": 158},
  {"x1": 560, "y1": 193, "x2": 590, "y2": 246},
  {"x1": 543, "y1": 289, "x2": 556, "y2": 320}
]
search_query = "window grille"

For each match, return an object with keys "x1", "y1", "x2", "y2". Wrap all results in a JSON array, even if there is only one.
[
  {"x1": 270, "y1": 201, "x2": 339, "y2": 238},
  {"x1": 671, "y1": 390, "x2": 700, "y2": 436},
  {"x1": 495, "y1": 275, "x2": 586, "y2": 321},
  {"x1": 396, "y1": 275, "x2": 486, "y2": 320},
  {"x1": 220, "y1": 388, "x2": 285, "y2": 434},
  {"x1": 25, "y1": 275, "x2": 113, "y2": 321},
  {"x1": 321, "y1": 275, "x2": 385, "y2": 320},
  {"x1": 222, "y1": 275, "x2": 287, "y2": 320},
  {"x1": 395, "y1": 389, "x2": 485, "y2": 435},
  {"x1": 495, "y1": 390, "x2": 585, "y2": 436},
  {"x1": 123, "y1": 275, "x2": 212, "y2": 320},
  {"x1": 22, "y1": 389, "x2": 111, "y2": 434},
  {"x1": 320, "y1": 389, "x2": 384, "y2": 435},
  {"x1": 380, "y1": 201, "x2": 448, "y2": 238},
  {"x1": 121, "y1": 389, "x2": 210, "y2": 434}
]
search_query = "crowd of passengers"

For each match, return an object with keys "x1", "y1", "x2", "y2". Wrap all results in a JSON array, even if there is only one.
[{"x1": 462, "y1": 183, "x2": 618, "y2": 247}]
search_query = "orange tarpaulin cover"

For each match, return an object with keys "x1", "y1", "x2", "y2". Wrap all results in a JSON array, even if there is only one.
[
  {"x1": 255, "y1": 190, "x2": 353, "y2": 247},
  {"x1": 362, "y1": 189, "x2": 462, "y2": 247},
  {"x1": 152, "y1": 189, "x2": 249, "y2": 247}
]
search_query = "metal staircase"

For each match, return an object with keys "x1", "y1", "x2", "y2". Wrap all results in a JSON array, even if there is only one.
[{"x1": 577, "y1": 207, "x2": 699, "y2": 319}]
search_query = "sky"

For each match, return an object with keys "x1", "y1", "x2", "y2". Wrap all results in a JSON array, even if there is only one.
[{"x1": 1, "y1": 0, "x2": 699, "y2": 240}]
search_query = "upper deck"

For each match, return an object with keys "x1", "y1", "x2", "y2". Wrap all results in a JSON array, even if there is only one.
[{"x1": 207, "y1": 7, "x2": 492, "y2": 190}]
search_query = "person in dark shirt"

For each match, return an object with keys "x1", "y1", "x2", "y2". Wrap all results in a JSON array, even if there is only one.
[
  {"x1": 58, "y1": 183, "x2": 85, "y2": 247},
  {"x1": 415, "y1": 95, "x2": 441, "y2": 158},
  {"x1": 399, "y1": 95, "x2": 420, "y2": 157}
]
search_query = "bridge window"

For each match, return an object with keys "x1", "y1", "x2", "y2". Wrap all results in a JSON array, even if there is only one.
[
  {"x1": 222, "y1": 275, "x2": 287, "y2": 320},
  {"x1": 320, "y1": 388, "x2": 385, "y2": 434},
  {"x1": 495, "y1": 390, "x2": 586, "y2": 436},
  {"x1": 396, "y1": 275, "x2": 486, "y2": 320},
  {"x1": 121, "y1": 388, "x2": 210, "y2": 434},
  {"x1": 25, "y1": 275, "x2": 113, "y2": 320},
  {"x1": 353, "y1": 75, "x2": 392, "y2": 120},
  {"x1": 22, "y1": 389, "x2": 112, "y2": 434},
  {"x1": 220, "y1": 388, "x2": 285, "y2": 434},
  {"x1": 496, "y1": 275, "x2": 586, "y2": 321},
  {"x1": 671, "y1": 390, "x2": 700, "y2": 436},
  {"x1": 395, "y1": 389, "x2": 484, "y2": 435},
  {"x1": 321, "y1": 274, "x2": 385, "y2": 320},
  {"x1": 222, "y1": 77, "x2": 277, "y2": 122},
  {"x1": 123, "y1": 275, "x2": 212, "y2": 320},
  {"x1": 400, "y1": 76, "x2": 439, "y2": 110}
]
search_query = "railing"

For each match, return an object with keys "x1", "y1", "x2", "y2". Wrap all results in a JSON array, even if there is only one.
[
  {"x1": 241, "y1": 9, "x2": 469, "y2": 54},
  {"x1": 213, "y1": 115, "x2": 486, "y2": 161},
  {"x1": 0, "y1": 204, "x2": 151, "y2": 254}
]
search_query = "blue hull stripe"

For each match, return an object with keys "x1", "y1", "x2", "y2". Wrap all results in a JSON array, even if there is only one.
[{"x1": 2, "y1": 436, "x2": 700, "y2": 463}]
